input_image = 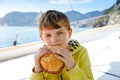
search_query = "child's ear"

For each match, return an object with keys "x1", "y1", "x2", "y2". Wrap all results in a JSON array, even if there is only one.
[{"x1": 69, "y1": 28, "x2": 72, "y2": 38}]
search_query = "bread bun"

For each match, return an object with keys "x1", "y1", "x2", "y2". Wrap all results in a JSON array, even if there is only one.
[{"x1": 40, "y1": 52, "x2": 64, "y2": 74}]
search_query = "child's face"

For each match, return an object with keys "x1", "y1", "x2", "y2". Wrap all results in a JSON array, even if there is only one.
[{"x1": 40, "y1": 26, "x2": 72, "y2": 48}]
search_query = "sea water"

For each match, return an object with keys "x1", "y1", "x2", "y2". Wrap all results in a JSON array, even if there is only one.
[{"x1": 0, "y1": 26, "x2": 91, "y2": 48}]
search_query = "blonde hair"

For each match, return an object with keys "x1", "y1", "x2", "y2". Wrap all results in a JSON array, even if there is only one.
[{"x1": 38, "y1": 10, "x2": 70, "y2": 31}]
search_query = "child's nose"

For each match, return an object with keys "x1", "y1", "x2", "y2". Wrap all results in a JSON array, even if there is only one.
[{"x1": 52, "y1": 35, "x2": 58, "y2": 42}]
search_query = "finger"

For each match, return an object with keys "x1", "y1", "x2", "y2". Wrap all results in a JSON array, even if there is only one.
[
  {"x1": 52, "y1": 48, "x2": 67, "y2": 57},
  {"x1": 54, "y1": 54, "x2": 72, "y2": 68},
  {"x1": 35, "y1": 47, "x2": 50, "y2": 60},
  {"x1": 54, "y1": 54, "x2": 65, "y2": 62},
  {"x1": 54, "y1": 48, "x2": 71, "y2": 57}
]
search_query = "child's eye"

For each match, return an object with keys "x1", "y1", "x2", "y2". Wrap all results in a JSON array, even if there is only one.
[
  {"x1": 58, "y1": 32, "x2": 63, "y2": 34},
  {"x1": 45, "y1": 35, "x2": 51, "y2": 38}
]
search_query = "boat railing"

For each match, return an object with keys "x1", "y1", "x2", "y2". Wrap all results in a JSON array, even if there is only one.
[{"x1": 13, "y1": 28, "x2": 38, "y2": 46}]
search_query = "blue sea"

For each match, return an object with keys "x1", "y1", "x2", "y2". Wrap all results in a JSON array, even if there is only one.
[{"x1": 0, "y1": 26, "x2": 92, "y2": 48}]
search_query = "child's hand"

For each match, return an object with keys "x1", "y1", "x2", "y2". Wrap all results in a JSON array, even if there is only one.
[
  {"x1": 34, "y1": 46, "x2": 49, "y2": 72},
  {"x1": 52, "y1": 47, "x2": 75, "y2": 71}
]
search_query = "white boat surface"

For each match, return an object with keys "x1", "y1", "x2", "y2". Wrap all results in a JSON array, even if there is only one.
[{"x1": 0, "y1": 24, "x2": 120, "y2": 80}]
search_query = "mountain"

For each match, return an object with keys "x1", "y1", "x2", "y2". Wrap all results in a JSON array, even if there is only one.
[
  {"x1": 104, "y1": 0, "x2": 120, "y2": 14},
  {"x1": 0, "y1": 10, "x2": 103, "y2": 26},
  {"x1": 84, "y1": 11, "x2": 104, "y2": 18},
  {"x1": 65, "y1": 11, "x2": 86, "y2": 22},
  {"x1": 65, "y1": 10, "x2": 104, "y2": 22},
  {"x1": 1, "y1": 0, "x2": 119, "y2": 27},
  {"x1": 91, "y1": 0, "x2": 120, "y2": 27},
  {"x1": 0, "y1": 11, "x2": 38, "y2": 26}
]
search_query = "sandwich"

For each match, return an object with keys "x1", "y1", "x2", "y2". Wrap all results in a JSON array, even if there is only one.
[{"x1": 40, "y1": 51, "x2": 65, "y2": 74}]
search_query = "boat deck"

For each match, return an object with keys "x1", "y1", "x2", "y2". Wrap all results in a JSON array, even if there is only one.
[{"x1": 0, "y1": 24, "x2": 120, "y2": 80}]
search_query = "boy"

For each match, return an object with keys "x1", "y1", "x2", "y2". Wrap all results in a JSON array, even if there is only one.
[{"x1": 30, "y1": 10, "x2": 94, "y2": 80}]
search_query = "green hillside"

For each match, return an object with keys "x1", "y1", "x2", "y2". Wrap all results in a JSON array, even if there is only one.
[{"x1": 104, "y1": 0, "x2": 120, "y2": 14}]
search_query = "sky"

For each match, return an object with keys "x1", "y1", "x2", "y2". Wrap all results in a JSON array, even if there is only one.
[{"x1": 0, "y1": 0, "x2": 116, "y2": 18}]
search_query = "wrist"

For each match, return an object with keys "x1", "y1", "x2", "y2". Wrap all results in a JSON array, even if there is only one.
[
  {"x1": 34, "y1": 67, "x2": 42, "y2": 73},
  {"x1": 34, "y1": 64, "x2": 42, "y2": 73}
]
